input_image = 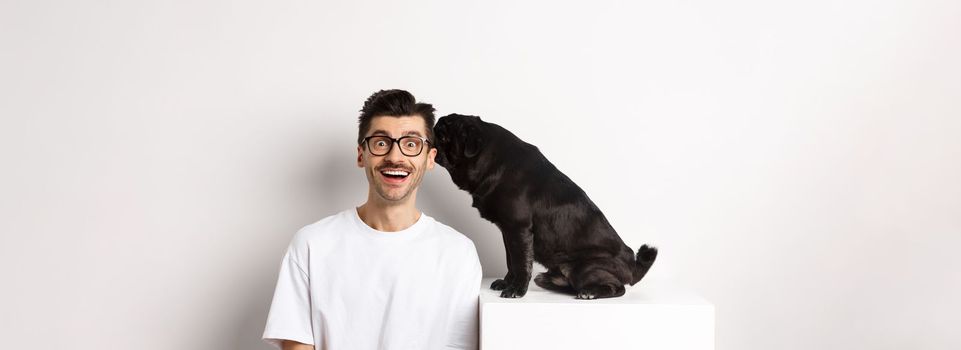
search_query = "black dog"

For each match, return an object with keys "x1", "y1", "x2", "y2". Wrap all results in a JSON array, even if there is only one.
[{"x1": 433, "y1": 114, "x2": 657, "y2": 299}]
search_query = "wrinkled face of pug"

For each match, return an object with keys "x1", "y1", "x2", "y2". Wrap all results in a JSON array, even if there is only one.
[{"x1": 433, "y1": 114, "x2": 484, "y2": 170}]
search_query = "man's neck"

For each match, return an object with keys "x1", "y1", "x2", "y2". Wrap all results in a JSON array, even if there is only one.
[{"x1": 356, "y1": 200, "x2": 421, "y2": 232}]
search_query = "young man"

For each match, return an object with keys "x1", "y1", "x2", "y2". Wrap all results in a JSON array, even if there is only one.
[{"x1": 262, "y1": 90, "x2": 483, "y2": 350}]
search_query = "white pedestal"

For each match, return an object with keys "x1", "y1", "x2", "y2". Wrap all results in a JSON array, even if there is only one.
[{"x1": 479, "y1": 277, "x2": 714, "y2": 350}]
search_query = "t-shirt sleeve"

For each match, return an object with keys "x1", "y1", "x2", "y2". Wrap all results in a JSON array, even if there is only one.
[
  {"x1": 446, "y1": 242, "x2": 483, "y2": 350},
  {"x1": 262, "y1": 246, "x2": 314, "y2": 349}
]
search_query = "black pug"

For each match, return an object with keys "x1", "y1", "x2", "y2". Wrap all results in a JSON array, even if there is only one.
[{"x1": 433, "y1": 114, "x2": 658, "y2": 299}]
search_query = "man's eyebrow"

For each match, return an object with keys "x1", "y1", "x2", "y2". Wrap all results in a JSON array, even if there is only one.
[{"x1": 369, "y1": 130, "x2": 424, "y2": 137}]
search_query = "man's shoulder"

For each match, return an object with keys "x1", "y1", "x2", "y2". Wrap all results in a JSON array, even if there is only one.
[
  {"x1": 425, "y1": 216, "x2": 482, "y2": 276},
  {"x1": 289, "y1": 209, "x2": 353, "y2": 246},
  {"x1": 426, "y1": 215, "x2": 477, "y2": 251}
]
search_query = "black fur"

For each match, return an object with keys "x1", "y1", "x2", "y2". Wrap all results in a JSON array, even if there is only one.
[{"x1": 433, "y1": 114, "x2": 658, "y2": 299}]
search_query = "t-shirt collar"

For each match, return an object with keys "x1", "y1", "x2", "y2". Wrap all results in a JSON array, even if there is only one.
[{"x1": 350, "y1": 207, "x2": 429, "y2": 240}]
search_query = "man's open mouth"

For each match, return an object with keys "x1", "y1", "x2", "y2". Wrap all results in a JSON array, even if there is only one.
[{"x1": 380, "y1": 169, "x2": 411, "y2": 183}]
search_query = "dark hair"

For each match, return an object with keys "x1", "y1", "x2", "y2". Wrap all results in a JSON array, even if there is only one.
[{"x1": 357, "y1": 89, "x2": 436, "y2": 145}]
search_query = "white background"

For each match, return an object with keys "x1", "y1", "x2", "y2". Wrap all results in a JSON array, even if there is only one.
[{"x1": 2, "y1": 0, "x2": 959, "y2": 349}]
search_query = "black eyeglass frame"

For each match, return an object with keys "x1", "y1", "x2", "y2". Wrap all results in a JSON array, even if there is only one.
[{"x1": 361, "y1": 135, "x2": 432, "y2": 157}]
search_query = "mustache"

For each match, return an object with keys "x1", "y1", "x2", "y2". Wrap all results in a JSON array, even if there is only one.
[{"x1": 376, "y1": 162, "x2": 414, "y2": 172}]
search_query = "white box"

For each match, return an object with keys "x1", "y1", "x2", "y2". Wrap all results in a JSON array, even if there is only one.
[{"x1": 479, "y1": 277, "x2": 715, "y2": 350}]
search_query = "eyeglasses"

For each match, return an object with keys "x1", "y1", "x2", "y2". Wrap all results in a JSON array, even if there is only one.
[{"x1": 361, "y1": 135, "x2": 432, "y2": 157}]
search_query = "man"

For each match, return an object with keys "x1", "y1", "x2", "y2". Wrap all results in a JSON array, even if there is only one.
[{"x1": 262, "y1": 90, "x2": 483, "y2": 350}]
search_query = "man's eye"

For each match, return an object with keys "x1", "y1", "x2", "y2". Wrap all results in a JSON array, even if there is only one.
[
  {"x1": 376, "y1": 141, "x2": 387, "y2": 147},
  {"x1": 405, "y1": 142, "x2": 416, "y2": 148}
]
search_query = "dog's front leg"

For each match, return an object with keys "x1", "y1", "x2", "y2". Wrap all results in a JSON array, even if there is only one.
[
  {"x1": 498, "y1": 229, "x2": 533, "y2": 298},
  {"x1": 490, "y1": 229, "x2": 515, "y2": 291}
]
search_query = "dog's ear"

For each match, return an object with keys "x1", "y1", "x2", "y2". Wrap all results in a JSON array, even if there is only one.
[{"x1": 464, "y1": 124, "x2": 482, "y2": 158}]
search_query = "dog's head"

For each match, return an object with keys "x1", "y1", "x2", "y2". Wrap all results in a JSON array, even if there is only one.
[{"x1": 433, "y1": 114, "x2": 486, "y2": 170}]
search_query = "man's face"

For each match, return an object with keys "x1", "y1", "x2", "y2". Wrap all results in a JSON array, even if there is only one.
[{"x1": 357, "y1": 115, "x2": 436, "y2": 203}]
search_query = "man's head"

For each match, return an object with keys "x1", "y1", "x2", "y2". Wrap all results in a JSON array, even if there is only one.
[{"x1": 356, "y1": 89, "x2": 437, "y2": 204}]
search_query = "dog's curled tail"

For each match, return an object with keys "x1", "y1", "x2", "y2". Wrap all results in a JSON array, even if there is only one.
[{"x1": 630, "y1": 244, "x2": 658, "y2": 285}]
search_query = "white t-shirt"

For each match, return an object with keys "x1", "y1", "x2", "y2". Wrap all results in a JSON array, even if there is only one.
[{"x1": 262, "y1": 208, "x2": 483, "y2": 350}]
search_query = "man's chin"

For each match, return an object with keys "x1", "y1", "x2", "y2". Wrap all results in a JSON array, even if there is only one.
[{"x1": 376, "y1": 186, "x2": 413, "y2": 202}]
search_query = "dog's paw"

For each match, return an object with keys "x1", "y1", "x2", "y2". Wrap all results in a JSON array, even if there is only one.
[
  {"x1": 575, "y1": 290, "x2": 597, "y2": 300},
  {"x1": 499, "y1": 283, "x2": 528, "y2": 298},
  {"x1": 490, "y1": 279, "x2": 509, "y2": 291},
  {"x1": 575, "y1": 285, "x2": 620, "y2": 300}
]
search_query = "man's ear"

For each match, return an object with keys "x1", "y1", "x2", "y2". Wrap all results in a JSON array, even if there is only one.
[
  {"x1": 357, "y1": 145, "x2": 364, "y2": 167},
  {"x1": 427, "y1": 147, "x2": 436, "y2": 170},
  {"x1": 464, "y1": 126, "x2": 482, "y2": 158}
]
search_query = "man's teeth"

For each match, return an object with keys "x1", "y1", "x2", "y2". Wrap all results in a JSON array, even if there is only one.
[{"x1": 382, "y1": 170, "x2": 410, "y2": 176}]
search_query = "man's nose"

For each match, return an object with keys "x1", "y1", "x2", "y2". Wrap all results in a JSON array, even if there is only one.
[{"x1": 384, "y1": 141, "x2": 406, "y2": 161}]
